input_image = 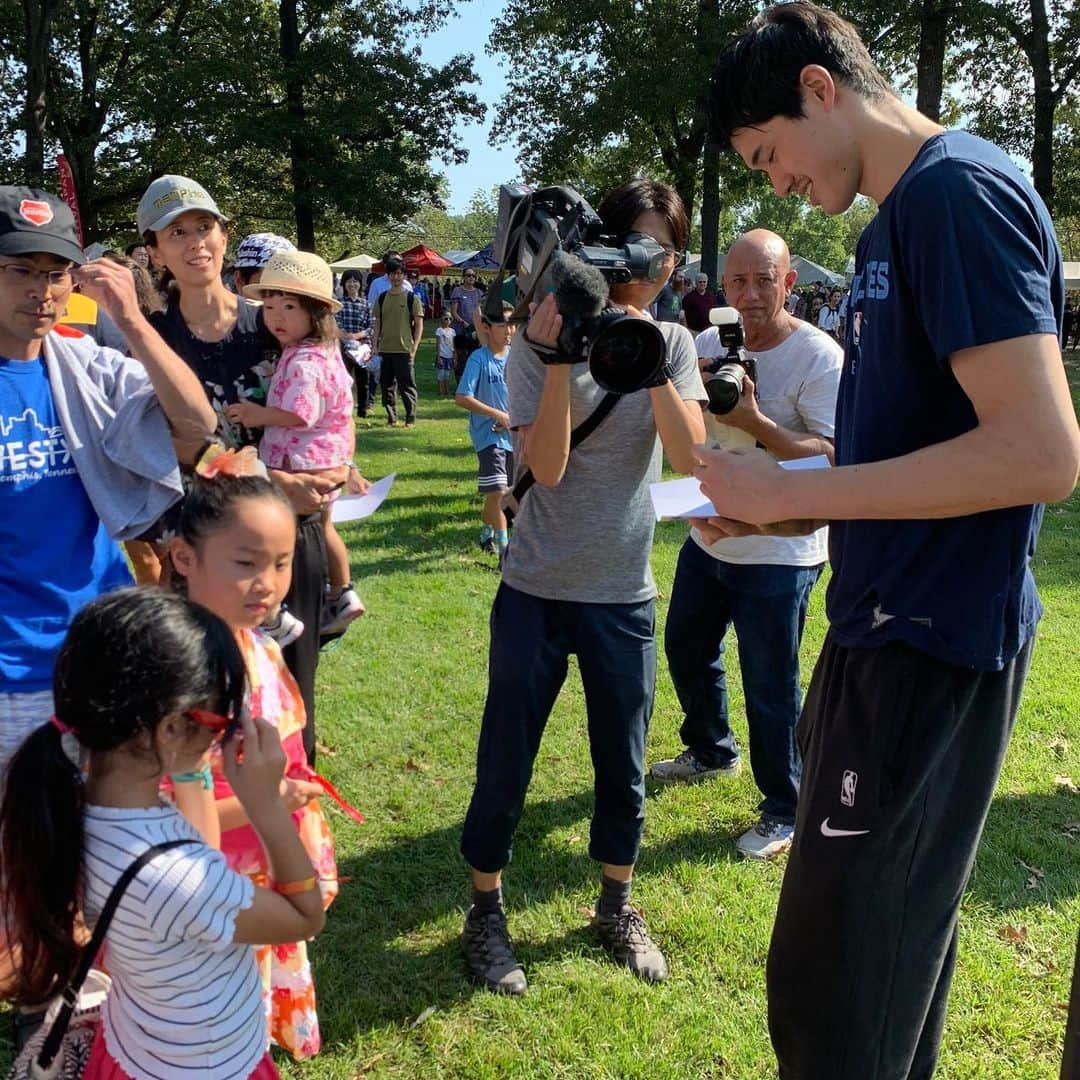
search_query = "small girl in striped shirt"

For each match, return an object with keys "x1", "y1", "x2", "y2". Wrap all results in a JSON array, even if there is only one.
[{"x1": 0, "y1": 587, "x2": 325, "y2": 1079}]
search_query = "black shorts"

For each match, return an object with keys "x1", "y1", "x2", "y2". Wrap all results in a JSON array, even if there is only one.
[{"x1": 454, "y1": 328, "x2": 478, "y2": 353}]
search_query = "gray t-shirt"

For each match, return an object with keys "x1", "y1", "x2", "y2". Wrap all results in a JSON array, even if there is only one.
[{"x1": 502, "y1": 320, "x2": 706, "y2": 603}]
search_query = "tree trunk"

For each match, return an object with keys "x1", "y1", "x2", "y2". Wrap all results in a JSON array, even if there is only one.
[
  {"x1": 915, "y1": 0, "x2": 949, "y2": 122},
  {"x1": 23, "y1": 0, "x2": 58, "y2": 184},
  {"x1": 1026, "y1": 0, "x2": 1055, "y2": 214},
  {"x1": 699, "y1": 138, "x2": 721, "y2": 290},
  {"x1": 280, "y1": 0, "x2": 315, "y2": 249}
]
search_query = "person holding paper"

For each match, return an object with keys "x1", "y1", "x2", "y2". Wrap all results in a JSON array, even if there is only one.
[
  {"x1": 703, "y1": 4, "x2": 1080, "y2": 1075},
  {"x1": 650, "y1": 229, "x2": 841, "y2": 859}
]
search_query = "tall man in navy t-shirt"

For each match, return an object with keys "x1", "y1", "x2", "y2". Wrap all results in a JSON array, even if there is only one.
[
  {"x1": 697, "y1": 4, "x2": 1080, "y2": 1077},
  {"x1": 0, "y1": 188, "x2": 216, "y2": 773}
]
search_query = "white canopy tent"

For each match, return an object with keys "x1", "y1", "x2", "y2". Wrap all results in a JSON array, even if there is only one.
[
  {"x1": 1064, "y1": 262, "x2": 1080, "y2": 289},
  {"x1": 329, "y1": 253, "x2": 376, "y2": 272},
  {"x1": 682, "y1": 253, "x2": 844, "y2": 287}
]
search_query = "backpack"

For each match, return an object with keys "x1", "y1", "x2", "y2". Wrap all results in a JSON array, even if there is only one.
[{"x1": 377, "y1": 289, "x2": 420, "y2": 321}]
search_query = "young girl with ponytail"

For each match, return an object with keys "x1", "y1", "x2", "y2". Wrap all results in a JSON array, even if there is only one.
[{"x1": 0, "y1": 587, "x2": 325, "y2": 1079}]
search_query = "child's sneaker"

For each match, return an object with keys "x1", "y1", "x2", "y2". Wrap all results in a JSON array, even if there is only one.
[
  {"x1": 263, "y1": 606, "x2": 305, "y2": 647},
  {"x1": 321, "y1": 585, "x2": 365, "y2": 636}
]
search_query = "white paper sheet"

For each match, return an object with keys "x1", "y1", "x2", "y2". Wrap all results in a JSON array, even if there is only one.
[
  {"x1": 648, "y1": 455, "x2": 830, "y2": 521},
  {"x1": 331, "y1": 472, "x2": 396, "y2": 523}
]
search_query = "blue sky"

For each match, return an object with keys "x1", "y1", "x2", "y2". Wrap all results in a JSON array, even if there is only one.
[{"x1": 417, "y1": 0, "x2": 521, "y2": 214}]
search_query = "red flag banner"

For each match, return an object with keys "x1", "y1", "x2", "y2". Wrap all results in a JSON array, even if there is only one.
[{"x1": 55, "y1": 155, "x2": 84, "y2": 246}]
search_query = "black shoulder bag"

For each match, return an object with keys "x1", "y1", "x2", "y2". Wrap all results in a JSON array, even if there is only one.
[{"x1": 9, "y1": 839, "x2": 196, "y2": 1080}]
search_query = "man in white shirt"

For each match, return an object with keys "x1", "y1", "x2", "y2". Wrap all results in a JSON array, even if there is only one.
[{"x1": 650, "y1": 229, "x2": 842, "y2": 859}]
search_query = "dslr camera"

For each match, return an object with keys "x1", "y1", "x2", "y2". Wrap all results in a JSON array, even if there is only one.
[
  {"x1": 485, "y1": 183, "x2": 672, "y2": 394},
  {"x1": 703, "y1": 307, "x2": 757, "y2": 415}
]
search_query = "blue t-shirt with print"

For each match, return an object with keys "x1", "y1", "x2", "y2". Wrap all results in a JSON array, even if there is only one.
[
  {"x1": 457, "y1": 347, "x2": 512, "y2": 452},
  {"x1": 831, "y1": 131, "x2": 1062, "y2": 671},
  {"x1": 0, "y1": 356, "x2": 132, "y2": 691}
]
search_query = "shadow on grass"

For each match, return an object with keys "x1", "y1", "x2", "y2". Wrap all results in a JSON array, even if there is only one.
[
  {"x1": 967, "y1": 789, "x2": 1080, "y2": 911},
  {"x1": 319, "y1": 790, "x2": 742, "y2": 1034}
]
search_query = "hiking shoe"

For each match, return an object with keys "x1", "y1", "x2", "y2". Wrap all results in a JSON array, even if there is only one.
[
  {"x1": 263, "y1": 606, "x2": 305, "y2": 648},
  {"x1": 650, "y1": 749, "x2": 740, "y2": 784},
  {"x1": 592, "y1": 906, "x2": 668, "y2": 984},
  {"x1": 735, "y1": 815, "x2": 794, "y2": 860},
  {"x1": 404, "y1": 419, "x2": 416, "y2": 428},
  {"x1": 321, "y1": 586, "x2": 365, "y2": 637},
  {"x1": 462, "y1": 908, "x2": 527, "y2": 996}
]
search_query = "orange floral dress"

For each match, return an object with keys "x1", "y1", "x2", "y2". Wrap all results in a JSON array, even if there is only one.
[{"x1": 211, "y1": 628, "x2": 339, "y2": 1060}]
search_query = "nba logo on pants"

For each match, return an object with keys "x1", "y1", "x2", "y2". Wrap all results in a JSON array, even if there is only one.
[{"x1": 841, "y1": 770, "x2": 858, "y2": 807}]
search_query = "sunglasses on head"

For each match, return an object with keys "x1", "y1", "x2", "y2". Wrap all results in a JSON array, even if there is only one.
[{"x1": 186, "y1": 707, "x2": 240, "y2": 743}]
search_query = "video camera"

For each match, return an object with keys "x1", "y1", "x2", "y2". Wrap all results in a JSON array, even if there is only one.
[
  {"x1": 484, "y1": 183, "x2": 671, "y2": 394},
  {"x1": 703, "y1": 307, "x2": 757, "y2": 415}
]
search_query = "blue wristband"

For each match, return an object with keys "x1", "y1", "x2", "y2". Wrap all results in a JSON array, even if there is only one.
[{"x1": 170, "y1": 764, "x2": 213, "y2": 791}]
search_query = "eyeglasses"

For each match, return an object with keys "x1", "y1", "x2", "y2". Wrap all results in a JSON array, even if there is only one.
[
  {"x1": 0, "y1": 263, "x2": 73, "y2": 287},
  {"x1": 185, "y1": 707, "x2": 240, "y2": 743}
]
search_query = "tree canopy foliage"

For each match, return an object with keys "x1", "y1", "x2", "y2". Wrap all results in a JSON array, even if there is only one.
[{"x1": 0, "y1": 0, "x2": 483, "y2": 249}]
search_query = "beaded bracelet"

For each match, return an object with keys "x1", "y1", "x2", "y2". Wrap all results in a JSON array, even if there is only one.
[
  {"x1": 170, "y1": 764, "x2": 213, "y2": 791},
  {"x1": 271, "y1": 876, "x2": 318, "y2": 895}
]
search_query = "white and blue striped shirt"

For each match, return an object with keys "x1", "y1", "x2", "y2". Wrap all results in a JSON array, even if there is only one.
[{"x1": 83, "y1": 804, "x2": 264, "y2": 1080}]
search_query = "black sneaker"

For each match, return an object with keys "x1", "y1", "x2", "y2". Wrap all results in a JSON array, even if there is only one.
[
  {"x1": 592, "y1": 906, "x2": 669, "y2": 983},
  {"x1": 462, "y1": 907, "x2": 527, "y2": 996}
]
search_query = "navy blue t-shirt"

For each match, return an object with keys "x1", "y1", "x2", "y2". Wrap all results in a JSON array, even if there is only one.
[{"x1": 831, "y1": 131, "x2": 1063, "y2": 671}]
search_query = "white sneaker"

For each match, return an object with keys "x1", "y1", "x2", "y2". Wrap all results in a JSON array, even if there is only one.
[
  {"x1": 735, "y1": 815, "x2": 794, "y2": 860},
  {"x1": 321, "y1": 586, "x2": 365, "y2": 636},
  {"x1": 650, "y1": 749, "x2": 741, "y2": 784},
  {"x1": 263, "y1": 607, "x2": 305, "y2": 647}
]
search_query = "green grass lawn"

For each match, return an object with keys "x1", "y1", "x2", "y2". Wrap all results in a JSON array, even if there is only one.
[{"x1": 282, "y1": 341, "x2": 1080, "y2": 1079}]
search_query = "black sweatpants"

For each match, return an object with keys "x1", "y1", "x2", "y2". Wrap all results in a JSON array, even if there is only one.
[
  {"x1": 768, "y1": 633, "x2": 1033, "y2": 1080},
  {"x1": 281, "y1": 514, "x2": 327, "y2": 765},
  {"x1": 380, "y1": 352, "x2": 417, "y2": 424}
]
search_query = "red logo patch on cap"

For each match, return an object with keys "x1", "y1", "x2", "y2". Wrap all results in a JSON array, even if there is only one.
[{"x1": 18, "y1": 199, "x2": 54, "y2": 227}]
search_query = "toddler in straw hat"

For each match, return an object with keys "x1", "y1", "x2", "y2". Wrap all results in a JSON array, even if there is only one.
[{"x1": 226, "y1": 250, "x2": 365, "y2": 640}]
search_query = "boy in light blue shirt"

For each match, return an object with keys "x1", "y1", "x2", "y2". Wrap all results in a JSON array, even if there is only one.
[{"x1": 455, "y1": 303, "x2": 515, "y2": 555}]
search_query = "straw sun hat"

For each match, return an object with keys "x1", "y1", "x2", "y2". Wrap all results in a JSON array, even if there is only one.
[{"x1": 242, "y1": 249, "x2": 342, "y2": 313}]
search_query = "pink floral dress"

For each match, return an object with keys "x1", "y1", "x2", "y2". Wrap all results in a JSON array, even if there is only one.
[
  {"x1": 212, "y1": 628, "x2": 339, "y2": 1060},
  {"x1": 258, "y1": 340, "x2": 353, "y2": 471}
]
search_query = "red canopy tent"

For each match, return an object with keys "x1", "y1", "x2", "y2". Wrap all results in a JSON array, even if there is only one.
[{"x1": 401, "y1": 245, "x2": 453, "y2": 275}]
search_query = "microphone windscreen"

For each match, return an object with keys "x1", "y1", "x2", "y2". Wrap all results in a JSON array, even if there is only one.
[{"x1": 551, "y1": 251, "x2": 607, "y2": 320}]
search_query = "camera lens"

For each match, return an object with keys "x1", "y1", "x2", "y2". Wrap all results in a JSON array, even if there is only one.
[
  {"x1": 706, "y1": 366, "x2": 745, "y2": 415},
  {"x1": 587, "y1": 316, "x2": 666, "y2": 394}
]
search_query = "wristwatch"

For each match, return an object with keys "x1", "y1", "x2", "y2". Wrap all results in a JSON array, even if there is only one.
[{"x1": 642, "y1": 359, "x2": 676, "y2": 388}]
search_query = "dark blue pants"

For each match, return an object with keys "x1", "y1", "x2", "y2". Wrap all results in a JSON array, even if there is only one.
[
  {"x1": 461, "y1": 583, "x2": 657, "y2": 873},
  {"x1": 664, "y1": 538, "x2": 822, "y2": 823}
]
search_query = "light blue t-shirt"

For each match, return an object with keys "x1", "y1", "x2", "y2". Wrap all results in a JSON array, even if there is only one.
[
  {"x1": 457, "y1": 347, "x2": 512, "y2": 452},
  {"x1": 0, "y1": 355, "x2": 132, "y2": 691}
]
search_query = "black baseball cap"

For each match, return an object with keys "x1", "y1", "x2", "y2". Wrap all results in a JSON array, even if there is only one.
[{"x1": 0, "y1": 187, "x2": 85, "y2": 265}]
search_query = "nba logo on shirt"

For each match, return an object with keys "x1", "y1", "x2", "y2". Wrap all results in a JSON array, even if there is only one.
[
  {"x1": 841, "y1": 770, "x2": 858, "y2": 807},
  {"x1": 852, "y1": 312, "x2": 862, "y2": 346}
]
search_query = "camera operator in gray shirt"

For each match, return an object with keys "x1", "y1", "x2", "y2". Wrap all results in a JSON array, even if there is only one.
[{"x1": 459, "y1": 180, "x2": 706, "y2": 997}]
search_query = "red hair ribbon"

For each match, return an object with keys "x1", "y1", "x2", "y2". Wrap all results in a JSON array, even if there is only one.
[{"x1": 49, "y1": 715, "x2": 74, "y2": 735}]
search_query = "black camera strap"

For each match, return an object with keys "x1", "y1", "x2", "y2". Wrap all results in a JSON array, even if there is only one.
[{"x1": 503, "y1": 392, "x2": 621, "y2": 525}]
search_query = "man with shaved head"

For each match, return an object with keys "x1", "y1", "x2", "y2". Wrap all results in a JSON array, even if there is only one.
[{"x1": 651, "y1": 228, "x2": 842, "y2": 859}]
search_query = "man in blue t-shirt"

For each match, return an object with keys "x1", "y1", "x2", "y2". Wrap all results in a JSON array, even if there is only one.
[
  {"x1": 454, "y1": 304, "x2": 515, "y2": 556},
  {"x1": 699, "y1": 5, "x2": 1080, "y2": 1077},
  {"x1": 0, "y1": 187, "x2": 216, "y2": 770}
]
